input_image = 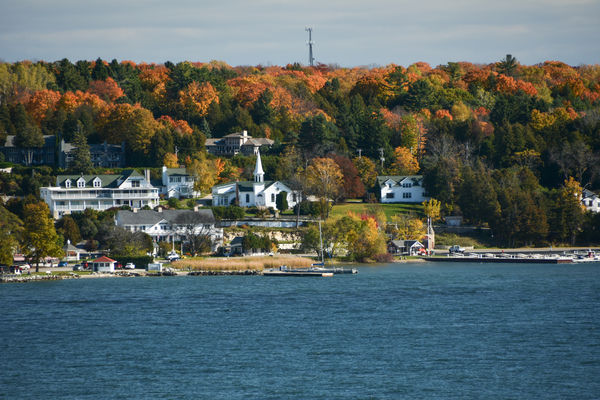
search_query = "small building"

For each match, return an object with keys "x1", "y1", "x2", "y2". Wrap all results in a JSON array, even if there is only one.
[
  {"x1": 91, "y1": 256, "x2": 116, "y2": 273},
  {"x1": 161, "y1": 166, "x2": 198, "y2": 199},
  {"x1": 205, "y1": 130, "x2": 274, "y2": 156},
  {"x1": 376, "y1": 175, "x2": 429, "y2": 203},
  {"x1": 445, "y1": 216, "x2": 463, "y2": 227},
  {"x1": 62, "y1": 241, "x2": 85, "y2": 262},
  {"x1": 582, "y1": 189, "x2": 600, "y2": 213},
  {"x1": 388, "y1": 240, "x2": 425, "y2": 256}
]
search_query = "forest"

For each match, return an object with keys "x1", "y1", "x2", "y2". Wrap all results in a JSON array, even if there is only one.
[{"x1": 1, "y1": 55, "x2": 600, "y2": 249}]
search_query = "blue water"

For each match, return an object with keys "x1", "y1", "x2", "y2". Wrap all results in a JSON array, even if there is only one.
[{"x1": 1, "y1": 262, "x2": 599, "y2": 399}]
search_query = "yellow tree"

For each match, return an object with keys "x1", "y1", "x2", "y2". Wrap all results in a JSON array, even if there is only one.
[
  {"x1": 178, "y1": 81, "x2": 219, "y2": 117},
  {"x1": 21, "y1": 202, "x2": 63, "y2": 272},
  {"x1": 304, "y1": 158, "x2": 344, "y2": 219},
  {"x1": 391, "y1": 146, "x2": 419, "y2": 175},
  {"x1": 388, "y1": 214, "x2": 426, "y2": 241},
  {"x1": 422, "y1": 198, "x2": 441, "y2": 222},
  {"x1": 187, "y1": 155, "x2": 222, "y2": 195},
  {"x1": 163, "y1": 152, "x2": 178, "y2": 168},
  {"x1": 353, "y1": 156, "x2": 378, "y2": 189}
]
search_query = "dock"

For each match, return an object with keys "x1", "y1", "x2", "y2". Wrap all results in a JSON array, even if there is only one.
[{"x1": 424, "y1": 256, "x2": 574, "y2": 264}]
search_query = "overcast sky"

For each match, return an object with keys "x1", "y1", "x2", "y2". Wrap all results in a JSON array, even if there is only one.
[{"x1": 1, "y1": 0, "x2": 599, "y2": 67}]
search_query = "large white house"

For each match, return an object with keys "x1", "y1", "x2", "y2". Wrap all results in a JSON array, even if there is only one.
[
  {"x1": 115, "y1": 208, "x2": 223, "y2": 251},
  {"x1": 161, "y1": 166, "x2": 198, "y2": 199},
  {"x1": 40, "y1": 170, "x2": 160, "y2": 219},
  {"x1": 582, "y1": 189, "x2": 600, "y2": 213},
  {"x1": 212, "y1": 151, "x2": 300, "y2": 210},
  {"x1": 376, "y1": 175, "x2": 429, "y2": 203}
]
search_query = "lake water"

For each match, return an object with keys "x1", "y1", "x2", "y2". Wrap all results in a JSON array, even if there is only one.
[{"x1": 1, "y1": 262, "x2": 599, "y2": 399}]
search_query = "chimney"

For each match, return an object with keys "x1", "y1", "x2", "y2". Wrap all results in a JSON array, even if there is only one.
[{"x1": 144, "y1": 169, "x2": 150, "y2": 182}]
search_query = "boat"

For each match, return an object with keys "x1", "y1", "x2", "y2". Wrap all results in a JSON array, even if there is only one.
[{"x1": 263, "y1": 265, "x2": 334, "y2": 277}]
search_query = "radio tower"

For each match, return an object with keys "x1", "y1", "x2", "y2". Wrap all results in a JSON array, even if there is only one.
[{"x1": 305, "y1": 27, "x2": 315, "y2": 66}]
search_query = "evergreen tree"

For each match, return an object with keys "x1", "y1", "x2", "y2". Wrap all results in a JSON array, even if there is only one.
[{"x1": 70, "y1": 123, "x2": 93, "y2": 173}]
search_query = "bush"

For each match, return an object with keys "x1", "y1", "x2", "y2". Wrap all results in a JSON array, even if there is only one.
[
  {"x1": 373, "y1": 253, "x2": 393, "y2": 263},
  {"x1": 167, "y1": 197, "x2": 180, "y2": 209},
  {"x1": 211, "y1": 205, "x2": 246, "y2": 220},
  {"x1": 293, "y1": 201, "x2": 321, "y2": 217},
  {"x1": 114, "y1": 255, "x2": 154, "y2": 269}
]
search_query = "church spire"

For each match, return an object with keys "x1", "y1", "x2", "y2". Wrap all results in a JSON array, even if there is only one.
[{"x1": 253, "y1": 150, "x2": 264, "y2": 183}]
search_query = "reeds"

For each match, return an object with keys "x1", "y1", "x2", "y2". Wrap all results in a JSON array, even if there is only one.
[{"x1": 172, "y1": 255, "x2": 314, "y2": 271}]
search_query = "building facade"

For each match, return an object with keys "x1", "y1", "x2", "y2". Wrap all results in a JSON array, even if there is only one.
[
  {"x1": 376, "y1": 175, "x2": 429, "y2": 203},
  {"x1": 115, "y1": 208, "x2": 223, "y2": 251},
  {"x1": 1, "y1": 135, "x2": 55, "y2": 166},
  {"x1": 161, "y1": 166, "x2": 198, "y2": 199},
  {"x1": 582, "y1": 189, "x2": 600, "y2": 213},
  {"x1": 205, "y1": 130, "x2": 274, "y2": 156},
  {"x1": 211, "y1": 151, "x2": 300, "y2": 210},
  {"x1": 59, "y1": 140, "x2": 126, "y2": 168},
  {"x1": 40, "y1": 170, "x2": 159, "y2": 219}
]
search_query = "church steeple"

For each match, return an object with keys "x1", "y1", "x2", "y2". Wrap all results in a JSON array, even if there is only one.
[{"x1": 253, "y1": 150, "x2": 264, "y2": 183}]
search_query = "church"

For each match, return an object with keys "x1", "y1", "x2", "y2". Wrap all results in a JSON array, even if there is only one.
[{"x1": 211, "y1": 151, "x2": 301, "y2": 210}]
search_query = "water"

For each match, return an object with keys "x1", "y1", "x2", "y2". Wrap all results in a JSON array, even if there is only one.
[{"x1": 1, "y1": 262, "x2": 599, "y2": 399}]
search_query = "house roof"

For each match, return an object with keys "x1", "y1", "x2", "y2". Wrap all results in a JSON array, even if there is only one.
[
  {"x1": 56, "y1": 170, "x2": 147, "y2": 188},
  {"x1": 93, "y1": 256, "x2": 116, "y2": 263},
  {"x1": 3, "y1": 135, "x2": 54, "y2": 147},
  {"x1": 164, "y1": 167, "x2": 190, "y2": 177},
  {"x1": 117, "y1": 209, "x2": 216, "y2": 226},
  {"x1": 583, "y1": 189, "x2": 598, "y2": 200},
  {"x1": 377, "y1": 175, "x2": 423, "y2": 187}
]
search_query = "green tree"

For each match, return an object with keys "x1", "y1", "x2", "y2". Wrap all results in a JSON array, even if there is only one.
[
  {"x1": 70, "y1": 123, "x2": 93, "y2": 174},
  {"x1": 22, "y1": 202, "x2": 63, "y2": 272},
  {"x1": 55, "y1": 215, "x2": 82, "y2": 245},
  {"x1": 497, "y1": 54, "x2": 519, "y2": 77},
  {"x1": 276, "y1": 191, "x2": 289, "y2": 211},
  {"x1": 0, "y1": 204, "x2": 23, "y2": 266}
]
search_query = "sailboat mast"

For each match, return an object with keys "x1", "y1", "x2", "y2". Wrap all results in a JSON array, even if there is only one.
[{"x1": 319, "y1": 219, "x2": 324, "y2": 264}]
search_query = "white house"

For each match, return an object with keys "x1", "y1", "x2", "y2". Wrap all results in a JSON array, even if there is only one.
[
  {"x1": 582, "y1": 189, "x2": 600, "y2": 213},
  {"x1": 205, "y1": 130, "x2": 274, "y2": 156},
  {"x1": 376, "y1": 175, "x2": 429, "y2": 203},
  {"x1": 91, "y1": 256, "x2": 117, "y2": 273},
  {"x1": 40, "y1": 170, "x2": 160, "y2": 219},
  {"x1": 211, "y1": 151, "x2": 300, "y2": 210},
  {"x1": 161, "y1": 166, "x2": 198, "y2": 199},
  {"x1": 115, "y1": 207, "x2": 223, "y2": 252}
]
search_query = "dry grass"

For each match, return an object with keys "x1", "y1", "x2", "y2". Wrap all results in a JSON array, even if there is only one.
[{"x1": 172, "y1": 255, "x2": 314, "y2": 271}]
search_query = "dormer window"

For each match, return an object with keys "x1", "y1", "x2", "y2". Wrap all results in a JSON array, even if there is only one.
[
  {"x1": 93, "y1": 177, "x2": 101, "y2": 188},
  {"x1": 77, "y1": 178, "x2": 86, "y2": 188},
  {"x1": 65, "y1": 179, "x2": 72, "y2": 188},
  {"x1": 131, "y1": 180, "x2": 140, "y2": 188}
]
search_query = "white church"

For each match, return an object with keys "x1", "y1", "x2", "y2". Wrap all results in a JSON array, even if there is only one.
[{"x1": 211, "y1": 151, "x2": 301, "y2": 210}]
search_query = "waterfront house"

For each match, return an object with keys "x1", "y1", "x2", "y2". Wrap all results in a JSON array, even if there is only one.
[
  {"x1": 388, "y1": 240, "x2": 425, "y2": 255},
  {"x1": 115, "y1": 207, "x2": 223, "y2": 252},
  {"x1": 376, "y1": 175, "x2": 429, "y2": 203},
  {"x1": 40, "y1": 170, "x2": 160, "y2": 219},
  {"x1": 205, "y1": 130, "x2": 274, "y2": 156},
  {"x1": 582, "y1": 189, "x2": 600, "y2": 213},
  {"x1": 161, "y1": 166, "x2": 198, "y2": 199},
  {"x1": 92, "y1": 256, "x2": 117, "y2": 273},
  {"x1": 211, "y1": 151, "x2": 300, "y2": 210}
]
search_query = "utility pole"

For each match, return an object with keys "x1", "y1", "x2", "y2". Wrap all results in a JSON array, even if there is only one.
[{"x1": 305, "y1": 27, "x2": 315, "y2": 67}]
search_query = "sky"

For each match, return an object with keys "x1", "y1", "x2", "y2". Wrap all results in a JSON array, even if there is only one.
[{"x1": 1, "y1": 0, "x2": 599, "y2": 67}]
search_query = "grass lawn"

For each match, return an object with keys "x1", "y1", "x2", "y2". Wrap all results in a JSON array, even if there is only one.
[{"x1": 330, "y1": 202, "x2": 424, "y2": 222}]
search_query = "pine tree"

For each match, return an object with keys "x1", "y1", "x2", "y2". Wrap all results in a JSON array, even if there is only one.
[{"x1": 70, "y1": 122, "x2": 93, "y2": 173}]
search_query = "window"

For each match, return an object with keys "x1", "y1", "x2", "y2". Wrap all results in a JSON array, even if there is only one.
[
  {"x1": 65, "y1": 180, "x2": 71, "y2": 188},
  {"x1": 402, "y1": 182, "x2": 412, "y2": 188},
  {"x1": 246, "y1": 194, "x2": 250, "y2": 203},
  {"x1": 77, "y1": 179, "x2": 85, "y2": 188},
  {"x1": 93, "y1": 179, "x2": 101, "y2": 188},
  {"x1": 386, "y1": 193, "x2": 394, "y2": 199},
  {"x1": 271, "y1": 193, "x2": 275, "y2": 202},
  {"x1": 293, "y1": 194, "x2": 297, "y2": 202},
  {"x1": 403, "y1": 192, "x2": 412, "y2": 199},
  {"x1": 131, "y1": 180, "x2": 140, "y2": 188}
]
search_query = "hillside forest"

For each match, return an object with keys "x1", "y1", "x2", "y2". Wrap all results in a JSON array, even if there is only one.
[{"x1": 1, "y1": 56, "x2": 600, "y2": 248}]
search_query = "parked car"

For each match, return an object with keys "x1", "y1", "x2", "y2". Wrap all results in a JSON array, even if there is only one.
[
  {"x1": 449, "y1": 245, "x2": 465, "y2": 254},
  {"x1": 124, "y1": 263, "x2": 135, "y2": 269},
  {"x1": 58, "y1": 261, "x2": 68, "y2": 267},
  {"x1": 72, "y1": 264, "x2": 83, "y2": 271},
  {"x1": 167, "y1": 252, "x2": 180, "y2": 262}
]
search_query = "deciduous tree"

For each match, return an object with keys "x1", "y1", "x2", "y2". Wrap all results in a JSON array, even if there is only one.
[{"x1": 22, "y1": 202, "x2": 63, "y2": 272}]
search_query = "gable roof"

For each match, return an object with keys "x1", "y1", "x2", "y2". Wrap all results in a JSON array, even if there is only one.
[
  {"x1": 56, "y1": 170, "x2": 148, "y2": 188},
  {"x1": 117, "y1": 209, "x2": 216, "y2": 226},
  {"x1": 93, "y1": 256, "x2": 116, "y2": 263},
  {"x1": 377, "y1": 175, "x2": 423, "y2": 187},
  {"x1": 164, "y1": 167, "x2": 191, "y2": 177}
]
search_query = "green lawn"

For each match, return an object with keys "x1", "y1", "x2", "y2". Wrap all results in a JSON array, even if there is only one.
[{"x1": 330, "y1": 202, "x2": 424, "y2": 222}]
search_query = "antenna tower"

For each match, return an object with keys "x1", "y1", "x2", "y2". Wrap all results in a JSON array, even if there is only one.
[{"x1": 305, "y1": 27, "x2": 315, "y2": 66}]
